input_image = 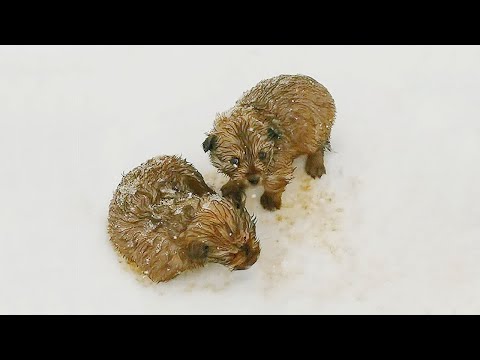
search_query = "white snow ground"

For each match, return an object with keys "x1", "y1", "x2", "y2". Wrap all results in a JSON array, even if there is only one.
[{"x1": 1, "y1": 45, "x2": 479, "y2": 314}]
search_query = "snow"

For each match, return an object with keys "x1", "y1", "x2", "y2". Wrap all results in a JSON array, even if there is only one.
[{"x1": 1, "y1": 45, "x2": 479, "y2": 314}]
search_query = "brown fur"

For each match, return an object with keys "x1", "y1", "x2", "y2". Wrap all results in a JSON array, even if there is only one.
[
  {"x1": 203, "y1": 74, "x2": 336, "y2": 210},
  {"x1": 108, "y1": 155, "x2": 260, "y2": 282}
]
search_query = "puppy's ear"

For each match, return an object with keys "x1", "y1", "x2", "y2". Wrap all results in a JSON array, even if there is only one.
[
  {"x1": 202, "y1": 134, "x2": 217, "y2": 152},
  {"x1": 187, "y1": 241, "x2": 209, "y2": 260},
  {"x1": 267, "y1": 127, "x2": 281, "y2": 141}
]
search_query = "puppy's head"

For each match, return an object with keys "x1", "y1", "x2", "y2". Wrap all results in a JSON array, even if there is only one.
[
  {"x1": 183, "y1": 197, "x2": 260, "y2": 271},
  {"x1": 203, "y1": 112, "x2": 281, "y2": 186}
]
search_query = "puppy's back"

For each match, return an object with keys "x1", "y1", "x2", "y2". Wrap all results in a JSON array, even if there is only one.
[
  {"x1": 236, "y1": 74, "x2": 336, "y2": 152},
  {"x1": 237, "y1": 75, "x2": 334, "y2": 119}
]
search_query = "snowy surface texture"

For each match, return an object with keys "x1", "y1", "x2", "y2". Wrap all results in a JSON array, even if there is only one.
[{"x1": 0, "y1": 45, "x2": 479, "y2": 314}]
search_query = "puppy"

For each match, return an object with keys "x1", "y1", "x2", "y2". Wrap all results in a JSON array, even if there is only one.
[
  {"x1": 108, "y1": 155, "x2": 260, "y2": 282},
  {"x1": 203, "y1": 74, "x2": 336, "y2": 211}
]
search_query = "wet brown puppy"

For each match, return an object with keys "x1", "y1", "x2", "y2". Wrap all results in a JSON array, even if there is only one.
[
  {"x1": 108, "y1": 155, "x2": 260, "y2": 282},
  {"x1": 203, "y1": 74, "x2": 336, "y2": 211}
]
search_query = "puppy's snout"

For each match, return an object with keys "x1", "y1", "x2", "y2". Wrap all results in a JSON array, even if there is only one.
[
  {"x1": 247, "y1": 174, "x2": 260, "y2": 185},
  {"x1": 233, "y1": 263, "x2": 251, "y2": 270},
  {"x1": 232, "y1": 244, "x2": 259, "y2": 270}
]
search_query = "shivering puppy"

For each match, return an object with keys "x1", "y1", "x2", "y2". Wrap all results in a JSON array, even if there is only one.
[
  {"x1": 108, "y1": 155, "x2": 260, "y2": 282},
  {"x1": 203, "y1": 74, "x2": 336, "y2": 211}
]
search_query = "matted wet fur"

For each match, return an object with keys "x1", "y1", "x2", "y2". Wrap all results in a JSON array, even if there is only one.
[
  {"x1": 108, "y1": 155, "x2": 260, "y2": 282},
  {"x1": 203, "y1": 74, "x2": 336, "y2": 211}
]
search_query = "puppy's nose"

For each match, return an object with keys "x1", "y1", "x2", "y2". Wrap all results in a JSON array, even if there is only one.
[
  {"x1": 247, "y1": 174, "x2": 260, "y2": 185},
  {"x1": 233, "y1": 263, "x2": 251, "y2": 270}
]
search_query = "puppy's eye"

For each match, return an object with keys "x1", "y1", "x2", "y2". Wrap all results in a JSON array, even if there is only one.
[
  {"x1": 259, "y1": 151, "x2": 267, "y2": 160},
  {"x1": 203, "y1": 245, "x2": 209, "y2": 255},
  {"x1": 241, "y1": 244, "x2": 250, "y2": 256},
  {"x1": 230, "y1": 158, "x2": 240, "y2": 167}
]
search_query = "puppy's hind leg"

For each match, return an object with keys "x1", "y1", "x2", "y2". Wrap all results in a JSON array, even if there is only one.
[
  {"x1": 184, "y1": 174, "x2": 216, "y2": 196},
  {"x1": 305, "y1": 146, "x2": 326, "y2": 179}
]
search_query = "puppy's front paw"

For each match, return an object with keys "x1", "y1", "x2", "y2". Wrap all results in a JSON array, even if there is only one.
[
  {"x1": 305, "y1": 153, "x2": 326, "y2": 179},
  {"x1": 221, "y1": 183, "x2": 246, "y2": 209},
  {"x1": 260, "y1": 192, "x2": 281, "y2": 211}
]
